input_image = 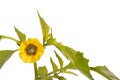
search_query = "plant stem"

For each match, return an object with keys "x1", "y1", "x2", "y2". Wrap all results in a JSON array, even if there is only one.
[
  {"x1": 0, "y1": 35, "x2": 19, "y2": 42},
  {"x1": 34, "y1": 62, "x2": 38, "y2": 80},
  {"x1": 48, "y1": 67, "x2": 67, "y2": 76}
]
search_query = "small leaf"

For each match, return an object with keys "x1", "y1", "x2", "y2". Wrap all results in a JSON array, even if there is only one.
[
  {"x1": 90, "y1": 66, "x2": 120, "y2": 80},
  {"x1": 54, "y1": 75, "x2": 66, "y2": 80},
  {"x1": 54, "y1": 50, "x2": 63, "y2": 68},
  {"x1": 37, "y1": 11, "x2": 50, "y2": 43},
  {"x1": 50, "y1": 57, "x2": 58, "y2": 71},
  {"x1": 37, "y1": 66, "x2": 48, "y2": 77},
  {"x1": 0, "y1": 50, "x2": 16, "y2": 69},
  {"x1": 14, "y1": 27, "x2": 26, "y2": 42},
  {"x1": 47, "y1": 39, "x2": 94, "y2": 80},
  {"x1": 58, "y1": 76, "x2": 66, "y2": 80},
  {"x1": 62, "y1": 71, "x2": 78, "y2": 76}
]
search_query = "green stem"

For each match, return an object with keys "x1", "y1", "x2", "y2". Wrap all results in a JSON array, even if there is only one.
[
  {"x1": 0, "y1": 35, "x2": 19, "y2": 42},
  {"x1": 34, "y1": 62, "x2": 38, "y2": 80},
  {"x1": 48, "y1": 67, "x2": 67, "y2": 76}
]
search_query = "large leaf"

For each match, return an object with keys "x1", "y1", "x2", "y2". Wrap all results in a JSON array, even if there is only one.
[
  {"x1": 0, "y1": 50, "x2": 16, "y2": 69},
  {"x1": 54, "y1": 50, "x2": 63, "y2": 68},
  {"x1": 50, "y1": 57, "x2": 58, "y2": 71},
  {"x1": 47, "y1": 38, "x2": 93, "y2": 80},
  {"x1": 14, "y1": 27, "x2": 26, "y2": 42},
  {"x1": 64, "y1": 62, "x2": 75, "y2": 69},
  {"x1": 37, "y1": 11, "x2": 50, "y2": 43},
  {"x1": 90, "y1": 66, "x2": 120, "y2": 80}
]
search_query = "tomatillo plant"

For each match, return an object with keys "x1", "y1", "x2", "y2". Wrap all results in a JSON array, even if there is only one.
[{"x1": 0, "y1": 11, "x2": 120, "y2": 80}]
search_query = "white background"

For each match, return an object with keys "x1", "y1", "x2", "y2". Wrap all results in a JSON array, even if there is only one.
[{"x1": 0, "y1": 0, "x2": 120, "y2": 80}]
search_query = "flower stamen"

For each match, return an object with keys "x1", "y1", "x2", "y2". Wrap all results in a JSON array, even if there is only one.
[{"x1": 25, "y1": 44, "x2": 37, "y2": 55}]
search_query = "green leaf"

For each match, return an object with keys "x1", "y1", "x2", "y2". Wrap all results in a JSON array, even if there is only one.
[
  {"x1": 47, "y1": 38, "x2": 94, "y2": 80},
  {"x1": 37, "y1": 66, "x2": 48, "y2": 77},
  {"x1": 37, "y1": 11, "x2": 50, "y2": 43},
  {"x1": 64, "y1": 62, "x2": 75, "y2": 69},
  {"x1": 54, "y1": 75, "x2": 66, "y2": 80},
  {"x1": 0, "y1": 36, "x2": 2, "y2": 40},
  {"x1": 37, "y1": 11, "x2": 93, "y2": 79},
  {"x1": 14, "y1": 27, "x2": 26, "y2": 42},
  {"x1": 38, "y1": 76, "x2": 53, "y2": 80},
  {"x1": 58, "y1": 76, "x2": 66, "y2": 80},
  {"x1": 0, "y1": 50, "x2": 16, "y2": 69},
  {"x1": 54, "y1": 50, "x2": 63, "y2": 68},
  {"x1": 62, "y1": 71, "x2": 78, "y2": 76},
  {"x1": 90, "y1": 66, "x2": 120, "y2": 80},
  {"x1": 50, "y1": 57, "x2": 58, "y2": 71}
]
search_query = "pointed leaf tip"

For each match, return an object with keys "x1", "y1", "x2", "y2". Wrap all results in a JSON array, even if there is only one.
[
  {"x1": 50, "y1": 57, "x2": 58, "y2": 71},
  {"x1": 14, "y1": 27, "x2": 26, "y2": 42},
  {"x1": 90, "y1": 66, "x2": 120, "y2": 80},
  {"x1": 0, "y1": 50, "x2": 16, "y2": 69},
  {"x1": 54, "y1": 50, "x2": 63, "y2": 68},
  {"x1": 37, "y1": 11, "x2": 50, "y2": 43}
]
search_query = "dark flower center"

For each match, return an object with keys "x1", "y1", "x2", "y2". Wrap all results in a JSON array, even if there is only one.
[{"x1": 25, "y1": 44, "x2": 37, "y2": 55}]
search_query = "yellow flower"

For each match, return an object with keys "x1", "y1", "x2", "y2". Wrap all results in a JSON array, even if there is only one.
[{"x1": 19, "y1": 38, "x2": 44, "y2": 63}]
